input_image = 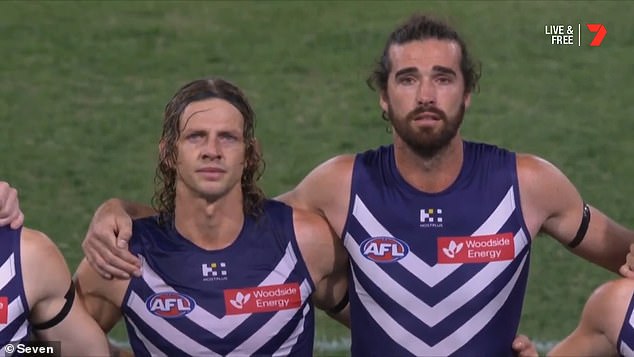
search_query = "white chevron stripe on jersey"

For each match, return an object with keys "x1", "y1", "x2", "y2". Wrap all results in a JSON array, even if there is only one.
[
  {"x1": 0, "y1": 253, "x2": 15, "y2": 291},
  {"x1": 351, "y1": 187, "x2": 517, "y2": 287},
  {"x1": 353, "y1": 254, "x2": 528, "y2": 355},
  {"x1": 124, "y1": 316, "x2": 167, "y2": 357},
  {"x1": 0, "y1": 297, "x2": 25, "y2": 334},
  {"x1": 229, "y1": 279, "x2": 312, "y2": 356},
  {"x1": 347, "y1": 229, "x2": 527, "y2": 327},
  {"x1": 621, "y1": 341, "x2": 634, "y2": 357},
  {"x1": 273, "y1": 303, "x2": 311, "y2": 357},
  {"x1": 129, "y1": 291, "x2": 220, "y2": 356},
  {"x1": 137, "y1": 241, "x2": 306, "y2": 339}
]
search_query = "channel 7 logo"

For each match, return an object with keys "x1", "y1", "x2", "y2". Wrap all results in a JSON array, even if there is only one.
[{"x1": 586, "y1": 23, "x2": 607, "y2": 46}]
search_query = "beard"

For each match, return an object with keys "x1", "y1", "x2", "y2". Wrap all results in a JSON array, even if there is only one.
[{"x1": 387, "y1": 102, "x2": 465, "y2": 159}]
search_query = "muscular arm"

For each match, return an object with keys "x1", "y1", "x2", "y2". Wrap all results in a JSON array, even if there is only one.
[
  {"x1": 21, "y1": 228, "x2": 110, "y2": 356},
  {"x1": 277, "y1": 155, "x2": 355, "y2": 236},
  {"x1": 74, "y1": 257, "x2": 128, "y2": 332},
  {"x1": 293, "y1": 209, "x2": 350, "y2": 327},
  {"x1": 518, "y1": 154, "x2": 634, "y2": 273},
  {"x1": 548, "y1": 279, "x2": 632, "y2": 356}
]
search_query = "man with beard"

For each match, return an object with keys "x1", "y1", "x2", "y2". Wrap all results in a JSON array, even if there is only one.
[{"x1": 9, "y1": 13, "x2": 634, "y2": 356}]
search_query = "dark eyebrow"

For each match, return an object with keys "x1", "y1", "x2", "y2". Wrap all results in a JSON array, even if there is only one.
[
  {"x1": 394, "y1": 67, "x2": 418, "y2": 78},
  {"x1": 432, "y1": 65, "x2": 457, "y2": 77}
]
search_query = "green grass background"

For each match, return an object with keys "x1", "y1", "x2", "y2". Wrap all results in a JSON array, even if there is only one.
[{"x1": 1, "y1": 1, "x2": 633, "y2": 355}]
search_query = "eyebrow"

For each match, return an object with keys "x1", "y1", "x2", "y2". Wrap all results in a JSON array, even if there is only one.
[{"x1": 394, "y1": 65, "x2": 458, "y2": 78}]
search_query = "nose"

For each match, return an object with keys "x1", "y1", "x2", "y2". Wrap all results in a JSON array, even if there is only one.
[
  {"x1": 201, "y1": 137, "x2": 222, "y2": 160},
  {"x1": 416, "y1": 78, "x2": 436, "y2": 106}
]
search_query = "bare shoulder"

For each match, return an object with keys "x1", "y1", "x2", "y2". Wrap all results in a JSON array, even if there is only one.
[
  {"x1": 278, "y1": 154, "x2": 355, "y2": 221},
  {"x1": 584, "y1": 279, "x2": 634, "y2": 336},
  {"x1": 589, "y1": 279, "x2": 634, "y2": 310},
  {"x1": 20, "y1": 227, "x2": 69, "y2": 281},
  {"x1": 20, "y1": 227, "x2": 72, "y2": 308},
  {"x1": 516, "y1": 153, "x2": 564, "y2": 180},
  {"x1": 298, "y1": 154, "x2": 355, "y2": 190}
]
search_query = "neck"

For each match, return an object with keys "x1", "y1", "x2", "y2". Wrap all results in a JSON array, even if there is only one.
[
  {"x1": 174, "y1": 186, "x2": 245, "y2": 250},
  {"x1": 393, "y1": 135, "x2": 464, "y2": 193}
]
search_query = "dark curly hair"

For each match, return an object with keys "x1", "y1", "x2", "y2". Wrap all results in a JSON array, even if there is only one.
[
  {"x1": 367, "y1": 13, "x2": 481, "y2": 95},
  {"x1": 153, "y1": 78, "x2": 265, "y2": 225}
]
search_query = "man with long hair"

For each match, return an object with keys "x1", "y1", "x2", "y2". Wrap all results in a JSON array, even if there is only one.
[{"x1": 71, "y1": 78, "x2": 349, "y2": 355}]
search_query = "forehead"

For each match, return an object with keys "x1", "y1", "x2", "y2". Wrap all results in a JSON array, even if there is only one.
[
  {"x1": 180, "y1": 98, "x2": 244, "y2": 131},
  {"x1": 388, "y1": 39, "x2": 462, "y2": 74}
]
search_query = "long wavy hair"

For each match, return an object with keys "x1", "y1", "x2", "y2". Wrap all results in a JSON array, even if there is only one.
[
  {"x1": 152, "y1": 78, "x2": 265, "y2": 225},
  {"x1": 367, "y1": 13, "x2": 481, "y2": 96}
]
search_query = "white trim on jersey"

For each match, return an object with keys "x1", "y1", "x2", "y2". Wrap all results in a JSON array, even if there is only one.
[
  {"x1": 621, "y1": 341, "x2": 634, "y2": 357},
  {"x1": 0, "y1": 253, "x2": 16, "y2": 291}
]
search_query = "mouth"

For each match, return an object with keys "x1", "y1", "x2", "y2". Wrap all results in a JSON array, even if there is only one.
[
  {"x1": 196, "y1": 167, "x2": 226, "y2": 179},
  {"x1": 413, "y1": 112, "x2": 441, "y2": 121}
]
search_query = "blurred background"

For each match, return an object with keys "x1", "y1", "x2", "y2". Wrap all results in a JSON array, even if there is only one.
[{"x1": 1, "y1": 1, "x2": 633, "y2": 355}]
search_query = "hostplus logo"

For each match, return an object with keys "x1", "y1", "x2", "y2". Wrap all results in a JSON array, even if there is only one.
[
  {"x1": 202, "y1": 262, "x2": 228, "y2": 282},
  {"x1": 420, "y1": 208, "x2": 443, "y2": 228}
]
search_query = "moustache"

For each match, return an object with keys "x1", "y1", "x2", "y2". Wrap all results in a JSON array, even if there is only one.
[{"x1": 406, "y1": 105, "x2": 447, "y2": 121}]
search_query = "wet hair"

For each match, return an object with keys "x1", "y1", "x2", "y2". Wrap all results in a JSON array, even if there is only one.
[
  {"x1": 367, "y1": 13, "x2": 481, "y2": 94},
  {"x1": 153, "y1": 77, "x2": 265, "y2": 225}
]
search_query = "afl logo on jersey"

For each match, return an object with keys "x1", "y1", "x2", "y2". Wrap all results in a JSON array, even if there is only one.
[
  {"x1": 146, "y1": 292, "x2": 196, "y2": 318},
  {"x1": 360, "y1": 237, "x2": 409, "y2": 263}
]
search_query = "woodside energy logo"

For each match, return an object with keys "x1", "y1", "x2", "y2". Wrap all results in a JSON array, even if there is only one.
[{"x1": 544, "y1": 23, "x2": 607, "y2": 46}]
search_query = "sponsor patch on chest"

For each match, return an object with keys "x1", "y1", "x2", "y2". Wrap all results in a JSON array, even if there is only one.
[
  {"x1": 224, "y1": 282, "x2": 302, "y2": 315},
  {"x1": 0, "y1": 296, "x2": 7, "y2": 324},
  {"x1": 437, "y1": 233, "x2": 515, "y2": 263}
]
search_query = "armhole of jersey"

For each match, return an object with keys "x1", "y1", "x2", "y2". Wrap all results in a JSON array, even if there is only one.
[
  {"x1": 120, "y1": 220, "x2": 143, "y2": 316},
  {"x1": 339, "y1": 153, "x2": 360, "y2": 246},
  {"x1": 509, "y1": 151, "x2": 533, "y2": 245},
  {"x1": 285, "y1": 205, "x2": 317, "y2": 293},
  {"x1": 15, "y1": 227, "x2": 31, "y2": 320},
  {"x1": 616, "y1": 291, "x2": 634, "y2": 355}
]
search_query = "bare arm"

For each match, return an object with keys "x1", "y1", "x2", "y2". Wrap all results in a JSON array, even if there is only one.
[
  {"x1": 76, "y1": 256, "x2": 133, "y2": 332},
  {"x1": 518, "y1": 154, "x2": 634, "y2": 273},
  {"x1": 548, "y1": 279, "x2": 632, "y2": 356},
  {"x1": 293, "y1": 209, "x2": 350, "y2": 327},
  {"x1": 277, "y1": 155, "x2": 355, "y2": 236},
  {"x1": 21, "y1": 228, "x2": 110, "y2": 356},
  {"x1": 0, "y1": 181, "x2": 24, "y2": 229},
  {"x1": 82, "y1": 198, "x2": 154, "y2": 279}
]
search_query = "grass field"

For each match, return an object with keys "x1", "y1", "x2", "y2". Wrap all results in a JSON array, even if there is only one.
[{"x1": 1, "y1": 1, "x2": 633, "y2": 355}]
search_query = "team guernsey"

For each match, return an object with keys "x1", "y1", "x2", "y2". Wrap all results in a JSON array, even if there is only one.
[
  {"x1": 618, "y1": 291, "x2": 634, "y2": 356},
  {"x1": 123, "y1": 200, "x2": 315, "y2": 356},
  {"x1": 0, "y1": 226, "x2": 30, "y2": 346},
  {"x1": 343, "y1": 142, "x2": 531, "y2": 356}
]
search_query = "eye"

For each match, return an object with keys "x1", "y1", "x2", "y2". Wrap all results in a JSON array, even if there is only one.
[
  {"x1": 397, "y1": 76, "x2": 416, "y2": 85},
  {"x1": 219, "y1": 132, "x2": 239, "y2": 142},
  {"x1": 435, "y1": 76, "x2": 453, "y2": 85},
  {"x1": 185, "y1": 132, "x2": 204, "y2": 142}
]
